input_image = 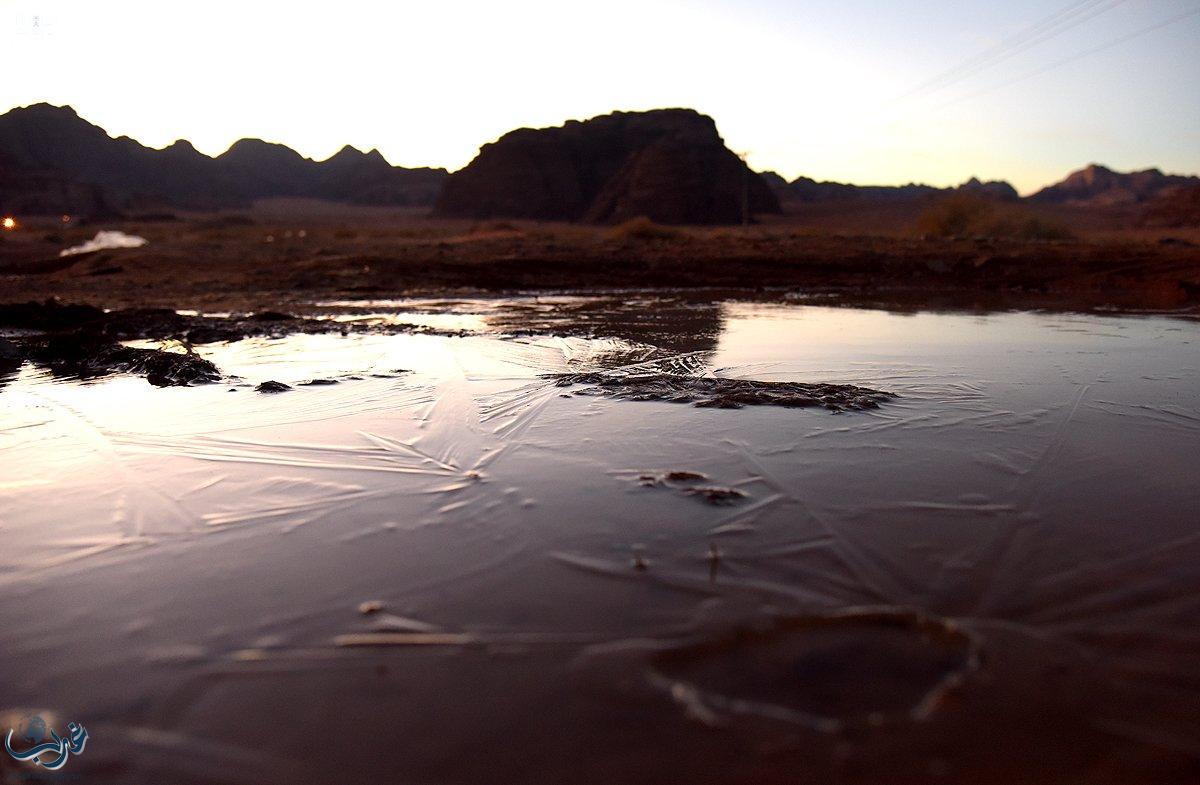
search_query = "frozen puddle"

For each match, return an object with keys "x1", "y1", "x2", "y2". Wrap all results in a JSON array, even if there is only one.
[
  {"x1": 59, "y1": 230, "x2": 148, "y2": 257},
  {"x1": 1, "y1": 299, "x2": 1199, "y2": 784}
]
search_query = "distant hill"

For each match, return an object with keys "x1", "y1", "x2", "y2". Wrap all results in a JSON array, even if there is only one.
[
  {"x1": 1029, "y1": 164, "x2": 1200, "y2": 206},
  {"x1": 4, "y1": 103, "x2": 1194, "y2": 225},
  {"x1": 1139, "y1": 184, "x2": 1200, "y2": 228},
  {"x1": 763, "y1": 172, "x2": 1018, "y2": 204},
  {"x1": 0, "y1": 103, "x2": 447, "y2": 216},
  {"x1": 434, "y1": 109, "x2": 780, "y2": 225}
]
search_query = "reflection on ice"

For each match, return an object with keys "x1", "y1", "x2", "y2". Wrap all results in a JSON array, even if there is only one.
[{"x1": 1, "y1": 299, "x2": 1199, "y2": 783}]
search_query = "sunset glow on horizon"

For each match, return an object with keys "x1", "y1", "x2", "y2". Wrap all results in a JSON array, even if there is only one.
[{"x1": 2, "y1": 0, "x2": 1198, "y2": 194}]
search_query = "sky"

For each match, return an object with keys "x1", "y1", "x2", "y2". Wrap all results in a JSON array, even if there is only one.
[{"x1": 1, "y1": 0, "x2": 1197, "y2": 194}]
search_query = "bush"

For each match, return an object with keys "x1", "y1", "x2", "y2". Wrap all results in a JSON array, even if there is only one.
[
  {"x1": 915, "y1": 193, "x2": 994, "y2": 238},
  {"x1": 916, "y1": 194, "x2": 1073, "y2": 241},
  {"x1": 607, "y1": 216, "x2": 684, "y2": 241}
]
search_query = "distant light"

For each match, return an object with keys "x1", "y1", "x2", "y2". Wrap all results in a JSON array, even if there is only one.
[
  {"x1": 61, "y1": 214, "x2": 72, "y2": 223},
  {"x1": 2, "y1": 217, "x2": 16, "y2": 231}
]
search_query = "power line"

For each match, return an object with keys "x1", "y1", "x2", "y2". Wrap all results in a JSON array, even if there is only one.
[
  {"x1": 938, "y1": 5, "x2": 1200, "y2": 109},
  {"x1": 904, "y1": 0, "x2": 1128, "y2": 98},
  {"x1": 905, "y1": 0, "x2": 1105, "y2": 95}
]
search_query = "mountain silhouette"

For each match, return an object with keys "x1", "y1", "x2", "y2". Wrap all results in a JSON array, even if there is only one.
[
  {"x1": 1030, "y1": 163, "x2": 1199, "y2": 206},
  {"x1": 764, "y1": 173, "x2": 1019, "y2": 204},
  {"x1": 0, "y1": 103, "x2": 447, "y2": 215},
  {"x1": 434, "y1": 108, "x2": 780, "y2": 225}
]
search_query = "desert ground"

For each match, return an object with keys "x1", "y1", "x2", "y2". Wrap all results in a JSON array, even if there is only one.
[{"x1": 2, "y1": 199, "x2": 1198, "y2": 315}]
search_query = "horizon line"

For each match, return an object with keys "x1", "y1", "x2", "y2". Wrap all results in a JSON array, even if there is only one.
[{"x1": 5, "y1": 101, "x2": 1199, "y2": 198}]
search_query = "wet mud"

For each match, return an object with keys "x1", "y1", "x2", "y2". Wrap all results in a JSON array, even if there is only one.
[
  {"x1": 551, "y1": 372, "x2": 897, "y2": 411},
  {"x1": 0, "y1": 299, "x2": 457, "y2": 386},
  {"x1": 21, "y1": 334, "x2": 222, "y2": 387}
]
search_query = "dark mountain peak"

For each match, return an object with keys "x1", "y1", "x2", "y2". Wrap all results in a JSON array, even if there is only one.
[
  {"x1": 1, "y1": 102, "x2": 107, "y2": 140},
  {"x1": 0, "y1": 103, "x2": 447, "y2": 212},
  {"x1": 323, "y1": 145, "x2": 389, "y2": 167},
  {"x1": 1033, "y1": 164, "x2": 1200, "y2": 204},
  {"x1": 328, "y1": 144, "x2": 365, "y2": 160},
  {"x1": 1073, "y1": 164, "x2": 1116, "y2": 185},
  {"x1": 956, "y1": 177, "x2": 1019, "y2": 201},
  {"x1": 777, "y1": 175, "x2": 940, "y2": 204},
  {"x1": 161, "y1": 138, "x2": 207, "y2": 159},
  {"x1": 9, "y1": 102, "x2": 81, "y2": 120},
  {"x1": 436, "y1": 107, "x2": 777, "y2": 224},
  {"x1": 0, "y1": 101, "x2": 131, "y2": 174},
  {"x1": 320, "y1": 145, "x2": 393, "y2": 180},
  {"x1": 495, "y1": 107, "x2": 721, "y2": 150},
  {"x1": 219, "y1": 138, "x2": 308, "y2": 167},
  {"x1": 758, "y1": 170, "x2": 791, "y2": 191}
]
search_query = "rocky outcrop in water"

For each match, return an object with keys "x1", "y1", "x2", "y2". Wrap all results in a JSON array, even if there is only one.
[
  {"x1": 25, "y1": 335, "x2": 220, "y2": 386},
  {"x1": 550, "y1": 372, "x2": 895, "y2": 411},
  {"x1": 434, "y1": 109, "x2": 781, "y2": 225}
]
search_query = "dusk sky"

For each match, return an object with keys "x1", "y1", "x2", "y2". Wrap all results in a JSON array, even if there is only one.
[{"x1": 2, "y1": 0, "x2": 1197, "y2": 194}]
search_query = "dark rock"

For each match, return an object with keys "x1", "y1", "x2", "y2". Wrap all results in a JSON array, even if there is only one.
[
  {"x1": 248, "y1": 310, "x2": 296, "y2": 321},
  {"x1": 0, "y1": 300, "x2": 106, "y2": 331},
  {"x1": 549, "y1": 372, "x2": 896, "y2": 412},
  {"x1": 682, "y1": 486, "x2": 747, "y2": 504},
  {"x1": 24, "y1": 334, "x2": 220, "y2": 386},
  {"x1": 0, "y1": 338, "x2": 22, "y2": 384},
  {"x1": 256, "y1": 380, "x2": 292, "y2": 393},
  {"x1": 434, "y1": 109, "x2": 780, "y2": 225}
]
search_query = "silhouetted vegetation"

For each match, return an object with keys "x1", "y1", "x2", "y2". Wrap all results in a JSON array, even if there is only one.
[
  {"x1": 916, "y1": 193, "x2": 1073, "y2": 240},
  {"x1": 607, "y1": 216, "x2": 684, "y2": 241}
]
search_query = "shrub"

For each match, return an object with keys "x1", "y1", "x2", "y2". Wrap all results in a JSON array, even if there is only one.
[
  {"x1": 915, "y1": 193, "x2": 994, "y2": 238},
  {"x1": 916, "y1": 194, "x2": 1073, "y2": 241},
  {"x1": 607, "y1": 216, "x2": 684, "y2": 241}
]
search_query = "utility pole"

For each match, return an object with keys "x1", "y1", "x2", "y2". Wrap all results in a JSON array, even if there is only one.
[{"x1": 736, "y1": 151, "x2": 750, "y2": 227}]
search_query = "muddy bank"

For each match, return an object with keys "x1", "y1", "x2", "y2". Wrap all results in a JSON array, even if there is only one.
[
  {"x1": 1, "y1": 213, "x2": 1198, "y2": 314},
  {"x1": 0, "y1": 299, "x2": 466, "y2": 343},
  {"x1": 0, "y1": 299, "x2": 464, "y2": 385},
  {"x1": 22, "y1": 334, "x2": 220, "y2": 386}
]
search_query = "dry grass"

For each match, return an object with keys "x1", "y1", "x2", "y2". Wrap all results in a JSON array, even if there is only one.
[
  {"x1": 916, "y1": 193, "x2": 1073, "y2": 241},
  {"x1": 607, "y1": 216, "x2": 685, "y2": 241}
]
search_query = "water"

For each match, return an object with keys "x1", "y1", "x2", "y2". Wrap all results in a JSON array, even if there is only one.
[
  {"x1": 58, "y1": 230, "x2": 148, "y2": 257},
  {"x1": 1, "y1": 299, "x2": 1198, "y2": 783}
]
